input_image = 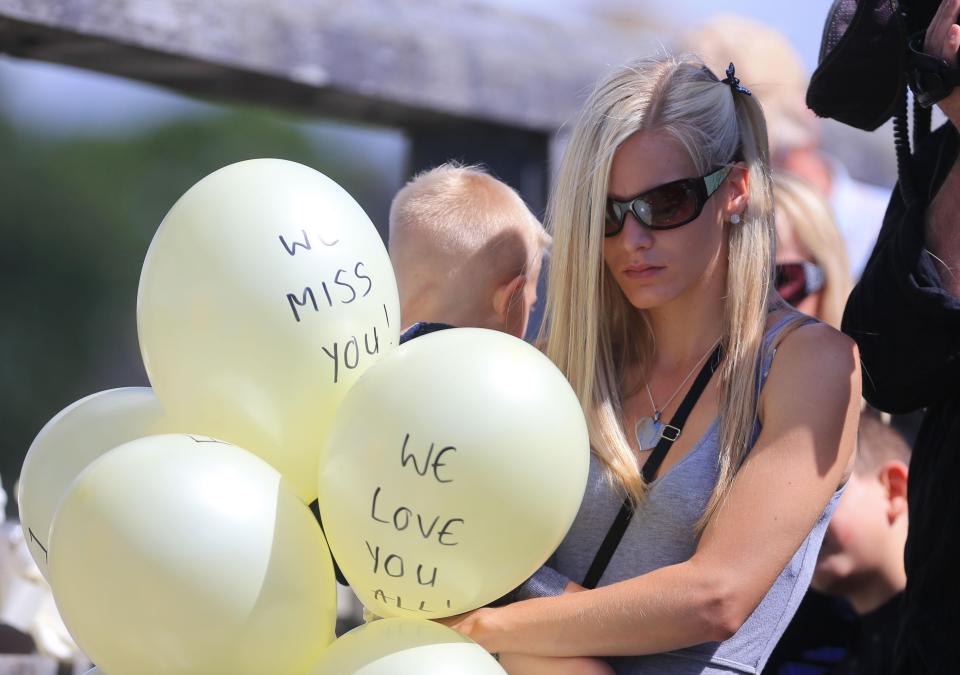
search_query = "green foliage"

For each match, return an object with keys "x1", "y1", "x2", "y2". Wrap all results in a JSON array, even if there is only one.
[{"x1": 0, "y1": 108, "x2": 390, "y2": 511}]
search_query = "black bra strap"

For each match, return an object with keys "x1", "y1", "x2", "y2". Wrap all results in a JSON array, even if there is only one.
[{"x1": 581, "y1": 344, "x2": 723, "y2": 590}]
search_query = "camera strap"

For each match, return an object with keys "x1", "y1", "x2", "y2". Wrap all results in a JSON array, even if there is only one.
[
  {"x1": 581, "y1": 344, "x2": 723, "y2": 590},
  {"x1": 907, "y1": 30, "x2": 960, "y2": 108}
]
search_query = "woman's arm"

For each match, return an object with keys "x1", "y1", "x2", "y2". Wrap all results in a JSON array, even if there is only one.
[
  {"x1": 445, "y1": 324, "x2": 860, "y2": 657},
  {"x1": 491, "y1": 565, "x2": 574, "y2": 605}
]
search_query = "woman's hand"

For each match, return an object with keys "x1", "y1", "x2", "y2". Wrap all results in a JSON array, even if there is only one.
[
  {"x1": 436, "y1": 322, "x2": 859, "y2": 660},
  {"x1": 435, "y1": 607, "x2": 501, "y2": 652},
  {"x1": 437, "y1": 578, "x2": 584, "y2": 650}
]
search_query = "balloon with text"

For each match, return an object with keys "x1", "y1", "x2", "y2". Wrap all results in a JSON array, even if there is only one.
[
  {"x1": 137, "y1": 159, "x2": 400, "y2": 501},
  {"x1": 318, "y1": 328, "x2": 590, "y2": 618}
]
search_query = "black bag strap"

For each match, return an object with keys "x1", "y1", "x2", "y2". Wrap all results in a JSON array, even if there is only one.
[{"x1": 581, "y1": 345, "x2": 723, "y2": 590}]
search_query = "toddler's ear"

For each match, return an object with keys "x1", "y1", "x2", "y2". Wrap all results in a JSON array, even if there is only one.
[
  {"x1": 879, "y1": 460, "x2": 909, "y2": 524},
  {"x1": 494, "y1": 273, "x2": 528, "y2": 339}
]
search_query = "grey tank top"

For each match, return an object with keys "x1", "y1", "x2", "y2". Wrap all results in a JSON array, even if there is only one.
[{"x1": 549, "y1": 315, "x2": 844, "y2": 674}]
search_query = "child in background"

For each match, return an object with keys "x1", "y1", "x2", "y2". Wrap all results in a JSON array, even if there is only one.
[
  {"x1": 330, "y1": 164, "x2": 558, "y2": 643},
  {"x1": 765, "y1": 411, "x2": 910, "y2": 674},
  {"x1": 810, "y1": 411, "x2": 909, "y2": 674},
  {"x1": 388, "y1": 163, "x2": 550, "y2": 339},
  {"x1": 387, "y1": 165, "x2": 613, "y2": 674}
]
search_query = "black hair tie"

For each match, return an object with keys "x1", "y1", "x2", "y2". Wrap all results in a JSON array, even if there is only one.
[{"x1": 721, "y1": 63, "x2": 752, "y2": 96}]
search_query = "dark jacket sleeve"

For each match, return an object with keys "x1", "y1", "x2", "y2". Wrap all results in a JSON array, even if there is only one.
[{"x1": 842, "y1": 123, "x2": 960, "y2": 414}]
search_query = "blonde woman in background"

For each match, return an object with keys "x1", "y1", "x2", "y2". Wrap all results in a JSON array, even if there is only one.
[
  {"x1": 680, "y1": 15, "x2": 889, "y2": 279},
  {"x1": 773, "y1": 172, "x2": 852, "y2": 328},
  {"x1": 763, "y1": 171, "x2": 852, "y2": 675},
  {"x1": 440, "y1": 53, "x2": 860, "y2": 674}
]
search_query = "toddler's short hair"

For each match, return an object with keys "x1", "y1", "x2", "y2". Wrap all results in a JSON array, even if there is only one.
[
  {"x1": 389, "y1": 163, "x2": 550, "y2": 302},
  {"x1": 856, "y1": 410, "x2": 911, "y2": 475}
]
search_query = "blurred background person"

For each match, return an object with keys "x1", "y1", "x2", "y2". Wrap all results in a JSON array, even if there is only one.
[
  {"x1": 680, "y1": 15, "x2": 890, "y2": 278},
  {"x1": 762, "y1": 169, "x2": 878, "y2": 674},
  {"x1": 773, "y1": 172, "x2": 852, "y2": 328},
  {"x1": 0, "y1": 481, "x2": 90, "y2": 674},
  {"x1": 811, "y1": 412, "x2": 909, "y2": 673},
  {"x1": 764, "y1": 412, "x2": 910, "y2": 674}
]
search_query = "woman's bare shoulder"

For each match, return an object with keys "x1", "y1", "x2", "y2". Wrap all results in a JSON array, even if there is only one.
[
  {"x1": 757, "y1": 310, "x2": 860, "y2": 477},
  {"x1": 761, "y1": 310, "x2": 860, "y2": 414},
  {"x1": 776, "y1": 315, "x2": 856, "y2": 361}
]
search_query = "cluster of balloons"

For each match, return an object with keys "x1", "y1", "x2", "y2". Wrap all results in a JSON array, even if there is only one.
[{"x1": 19, "y1": 159, "x2": 590, "y2": 674}]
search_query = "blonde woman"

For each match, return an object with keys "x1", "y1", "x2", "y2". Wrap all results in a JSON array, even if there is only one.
[
  {"x1": 773, "y1": 172, "x2": 852, "y2": 328},
  {"x1": 441, "y1": 53, "x2": 860, "y2": 674}
]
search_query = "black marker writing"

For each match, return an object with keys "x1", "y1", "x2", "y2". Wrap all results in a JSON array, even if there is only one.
[
  {"x1": 369, "y1": 486, "x2": 464, "y2": 545},
  {"x1": 334, "y1": 269, "x2": 357, "y2": 304},
  {"x1": 370, "y1": 487, "x2": 389, "y2": 524},
  {"x1": 400, "y1": 433, "x2": 455, "y2": 484},
  {"x1": 186, "y1": 435, "x2": 230, "y2": 444},
  {"x1": 365, "y1": 544, "x2": 437, "y2": 585},
  {"x1": 322, "y1": 343, "x2": 340, "y2": 384},
  {"x1": 318, "y1": 234, "x2": 339, "y2": 247},
  {"x1": 322, "y1": 325, "x2": 381, "y2": 385},
  {"x1": 371, "y1": 589, "x2": 447, "y2": 613},
  {"x1": 343, "y1": 336, "x2": 359, "y2": 370},
  {"x1": 278, "y1": 230, "x2": 339, "y2": 256},
  {"x1": 355, "y1": 262, "x2": 373, "y2": 297},
  {"x1": 436, "y1": 518, "x2": 464, "y2": 546},
  {"x1": 27, "y1": 528, "x2": 48, "y2": 564},
  {"x1": 284, "y1": 263, "x2": 375, "y2": 322},
  {"x1": 384, "y1": 554, "x2": 404, "y2": 578},
  {"x1": 417, "y1": 565, "x2": 438, "y2": 587},
  {"x1": 287, "y1": 287, "x2": 319, "y2": 323},
  {"x1": 279, "y1": 230, "x2": 312, "y2": 256},
  {"x1": 365, "y1": 325, "x2": 380, "y2": 355}
]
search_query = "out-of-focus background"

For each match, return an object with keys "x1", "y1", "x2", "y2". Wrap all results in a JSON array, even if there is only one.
[
  {"x1": 0, "y1": 0, "x2": 900, "y2": 511},
  {"x1": 0, "y1": 1, "x2": 908, "y2": 671}
]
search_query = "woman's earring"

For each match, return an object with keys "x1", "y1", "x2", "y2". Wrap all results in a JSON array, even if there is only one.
[{"x1": 730, "y1": 213, "x2": 742, "y2": 225}]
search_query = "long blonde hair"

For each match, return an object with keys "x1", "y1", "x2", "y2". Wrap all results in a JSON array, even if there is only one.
[
  {"x1": 540, "y1": 53, "x2": 777, "y2": 527},
  {"x1": 773, "y1": 172, "x2": 852, "y2": 328}
]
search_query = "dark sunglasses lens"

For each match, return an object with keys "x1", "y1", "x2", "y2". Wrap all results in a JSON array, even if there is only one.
[
  {"x1": 645, "y1": 182, "x2": 698, "y2": 228},
  {"x1": 775, "y1": 262, "x2": 808, "y2": 306},
  {"x1": 605, "y1": 201, "x2": 623, "y2": 236}
]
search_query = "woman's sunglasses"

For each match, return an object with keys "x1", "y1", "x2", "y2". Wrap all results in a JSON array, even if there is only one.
[
  {"x1": 775, "y1": 261, "x2": 825, "y2": 306},
  {"x1": 604, "y1": 165, "x2": 733, "y2": 237}
]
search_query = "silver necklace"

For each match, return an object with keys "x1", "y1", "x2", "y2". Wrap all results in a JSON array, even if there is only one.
[{"x1": 634, "y1": 339, "x2": 720, "y2": 451}]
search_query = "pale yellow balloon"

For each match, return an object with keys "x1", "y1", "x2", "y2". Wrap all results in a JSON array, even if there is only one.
[
  {"x1": 18, "y1": 387, "x2": 174, "y2": 579},
  {"x1": 310, "y1": 618, "x2": 504, "y2": 674},
  {"x1": 49, "y1": 434, "x2": 337, "y2": 675},
  {"x1": 318, "y1": 328, "x2": 590, "y2": 618},
  {"x1": 138, "y1": 159, "x2": 400, "y2": 502}
]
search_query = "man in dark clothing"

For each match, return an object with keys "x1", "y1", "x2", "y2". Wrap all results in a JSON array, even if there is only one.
[
  {"x1": 763, "y1": 412, "x2": 911, "y2": 675},
  {"x1": 841, "y1": 27, "x2": 960, "y2": 671}
]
